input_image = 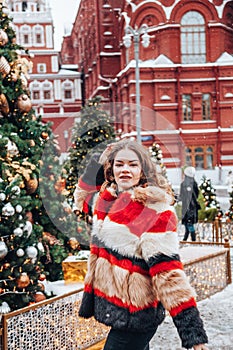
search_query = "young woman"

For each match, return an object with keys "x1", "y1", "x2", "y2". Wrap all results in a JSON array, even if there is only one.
[{"x1": 74, "y1": 140, "x2": 208, "y2": 350}]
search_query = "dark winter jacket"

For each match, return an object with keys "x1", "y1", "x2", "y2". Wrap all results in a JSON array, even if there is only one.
[
  {"x1": 180, "y1": 176, "x2": 199, "y2": 225},
  {"x1": 74, "y1": 160, "x2": 208, "y2": 349}
]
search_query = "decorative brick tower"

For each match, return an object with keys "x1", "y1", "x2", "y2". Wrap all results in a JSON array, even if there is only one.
[{"x1": 8, "y1": 0, "x2": 82, "y2": 153}]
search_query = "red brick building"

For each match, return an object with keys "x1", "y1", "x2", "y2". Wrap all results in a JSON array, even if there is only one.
[
  {"x1": 61, "y1": 0, "x2": 233, "y2": 171},
  {"x1": 8, "y1": 0, "x2": 82, "y2": 153}
]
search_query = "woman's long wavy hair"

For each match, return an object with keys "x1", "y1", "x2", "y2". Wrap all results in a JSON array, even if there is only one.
[{"x1": 101, "y1": 139, "x2": 171, "y2": 194}]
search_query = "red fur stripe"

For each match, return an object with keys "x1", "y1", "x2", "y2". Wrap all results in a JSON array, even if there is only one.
[
  {"x1": 94, "y1": 287, "x2": 158, "y2": 312},
  {"x1": 84, "y1": 284, "x2": 93, "y2": 293},
  {"x1": 169, "y1": 297, "x2": 197, "y2": 317},
  {"x1": 101, "y1": 247, "x2": 148, "y2": 274},
  {"x1": 78, "y1": 178, "x2": 101, "y2": 191},
  {"x1": 107, "y1": 193, "x2": 177, "y2": 236},
  {"x1": 100, "y1": 190, "x2": 116, "y2": 201},
  {"x1": 94, "y1": 192, "x2": 116, "y2": 220},
  {"x1": 83, "y1": 194, "x2": 93, "y2": 214},
  {"x1": 150, "y1": 260, "x2": 183, "y2": 276},
  {"x1": 90, "y1": 244, "x2": 99, "y2": 255},
  {"x1": 91, "y1": 245, "x2": 149, "y2": 275}
]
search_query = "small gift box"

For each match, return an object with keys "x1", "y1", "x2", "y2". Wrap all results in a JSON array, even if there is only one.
[{"x1": 62, "y1": 251, "x2": 90, "y2": 284}]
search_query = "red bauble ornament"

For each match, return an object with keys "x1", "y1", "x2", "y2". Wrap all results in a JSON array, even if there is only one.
[{"x1": 34, "y1": 292, "x2": 46, "y2": 303}]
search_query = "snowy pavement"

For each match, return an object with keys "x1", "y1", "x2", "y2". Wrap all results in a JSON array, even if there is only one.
[{"x1": 149, "y1": 252, "x2": 233, "y2": 350}]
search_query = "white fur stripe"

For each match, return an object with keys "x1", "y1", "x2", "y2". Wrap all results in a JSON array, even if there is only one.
[{"x1": 93, "y1": 216, "x2": 179, "y2": 259}]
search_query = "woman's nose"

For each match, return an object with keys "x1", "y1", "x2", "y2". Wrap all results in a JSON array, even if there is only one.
[{"x1": 122, "y1": 164, "x2": 130, "y2": 171}]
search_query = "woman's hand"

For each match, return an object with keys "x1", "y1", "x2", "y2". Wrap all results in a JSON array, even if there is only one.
[
  {"x1": 193, "y1": 344, "x2": 209, "y2": 350},
  {"x1": 99, "y1": 143, "x2": 115, "y2": 164}
]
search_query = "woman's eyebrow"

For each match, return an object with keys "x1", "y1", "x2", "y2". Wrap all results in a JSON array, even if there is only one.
[{"x1": 115, "y1": 159, "x2": 139, "y2": 162}]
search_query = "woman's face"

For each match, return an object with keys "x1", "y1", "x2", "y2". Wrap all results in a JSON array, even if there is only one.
[{"x1": 113, "y1": 148, "x2": 142, "y2": 191}]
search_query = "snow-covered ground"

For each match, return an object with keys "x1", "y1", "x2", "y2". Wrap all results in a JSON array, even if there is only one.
[{"x1": 149, "y1": 280, "x2": 233, "y2": 350}]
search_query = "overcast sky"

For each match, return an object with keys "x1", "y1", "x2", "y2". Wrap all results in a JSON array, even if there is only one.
[{"x1": 49, "y1": 0, "x2": 80, "y2": 50}]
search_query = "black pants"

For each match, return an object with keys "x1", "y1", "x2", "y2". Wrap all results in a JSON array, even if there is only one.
[
  {"x1": 183, "y1": 223, "x2": 196, "y2": 241},
  {"x1": 103, "y1": 328, "x2": 156, "y2": 350}
]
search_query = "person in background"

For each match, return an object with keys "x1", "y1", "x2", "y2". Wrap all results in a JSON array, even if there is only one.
[
  {"x1": 179, "y1": 166, "x2": 199, "y2": 242},
  {"x1": 226, "y1": 170, "x2": 233, "y2": 194},
  {"x1": 74, "y1": 140, "x2": 208, "y2": 350}
]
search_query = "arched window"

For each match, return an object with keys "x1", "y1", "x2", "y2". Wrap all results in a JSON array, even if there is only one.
[
  {"x1": 181, "y1": 11, "x2": 206, "y2": 64},
  {"x1": 20, "y1": 25, "x2": 32, "y2": 46},
  {"x1": 29, "y1": 81, "x2": 42, "y2": 101},
  {"x1": 185, "y1": 146, "x2": 213, "y2": 169},
  {"x1": 202, "y1": 93, "x2": 211, "y2": 120},
  {"x1": 42, "y1": 80, "x2": 53, "y2": 101},
  {"x1": 32, "y1": 25, "x2": 44, "y2": 46},
  {"x1": 61, "y1": 80, "x2": 74, "y2": 101},
  {"x1": 182, "y1": 94, "x2": 192, "y2": 121}
]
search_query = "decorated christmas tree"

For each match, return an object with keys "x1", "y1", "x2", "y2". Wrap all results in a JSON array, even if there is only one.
[
  {"x1": 225, "y1": 189, "x2": 233, "y2": 222},
  {"x1": 149, "y1": 142, "x2": 167, "y2": 178},
  {"x1": 64, "y1": 96, "x2": 115, "y2": 247},
  {"x1": 0, "y1": 2, "x2": 74, "y2": 311},
  {"x1": 198, "y1": 176, "x2": 222, "y2": 221}
]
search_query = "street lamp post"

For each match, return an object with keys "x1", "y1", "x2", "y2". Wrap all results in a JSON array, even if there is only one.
[{"x1": 123, "y1": 24, "x2": 150, "y2": 144}]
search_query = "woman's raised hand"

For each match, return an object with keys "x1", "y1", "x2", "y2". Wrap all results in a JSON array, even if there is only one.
[{"x1": 99, "y1": 143, "x2": 115, "y2": 164}]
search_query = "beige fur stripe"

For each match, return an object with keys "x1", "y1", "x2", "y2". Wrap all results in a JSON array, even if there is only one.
[
  {"x1": 73, "y1": 185, "x2": 91, "y2": 212},
  {"x1": 92, "y1": 257, "x2": 158, "y2": 308},
  {"x1": 84, "y1": 252, "x2": 98, "y2": 285},
  {"x1": 153, "y1": 269, "x2": 196, "y2": 311}
]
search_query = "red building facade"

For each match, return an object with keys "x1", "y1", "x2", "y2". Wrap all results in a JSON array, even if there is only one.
[
  {"x1": 8, "y1": 0, "x2": 82, "y2": 153},
  {"x1": 63, "y1": 0, "x2": 233, "y2": 169}
]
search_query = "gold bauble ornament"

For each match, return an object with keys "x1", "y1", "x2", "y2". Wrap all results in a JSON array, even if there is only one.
[
  {"x1": 29, "y1": 139, "x2": 35, "y2": 147},
  {"x1": 54, "y1": 177, "x2": 66, "y2": 193},
  {"x1": 25, "y1": 178, "x2": 38, "y2": 194},
  {"x1": 41, "y1": 131, "x2": 48, "y2": 139},
  {"x1": 0, "y1": 93, "x2": 9, "y2": 116},
  {"x1": 43, "y1": 231, "x2": 61, "y2": 246},
  {"x1": 68, "y1": 237, "x2": 80, "y2": 250},
  {"x1": 0, "y1": 29, "x2": 8, "y2": 46},
  {"x1": 17, "y1": 94, "x2": 32, "y2": 113},
  {"x1": 16, "y1": 272, "x2": 30, "y2": 289}
]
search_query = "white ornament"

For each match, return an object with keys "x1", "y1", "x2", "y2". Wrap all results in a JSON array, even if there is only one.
[
  {"x1": 16, "y1": 248, "x2": 24, "y2": 257},
  {"x1": 23, "y1": 221, "x2": 33, "y2": 236},
  {"x1": 13, "y1": 227, "x2": 23, "y2": 237},
  {"x1": 11, "y1": 186, "x2": 20, "y2": 196},
  {"x1": 15, "y1": 205, "x2": 23, "y2": 213},
  {"x1": 37, "y1": 242, "x2": 45, "y2": 252},
  {"x1": 6, "y1": 139, "x2": 19, "y2": 156},
  {"x1": 0, "y1": 192, "x2": 6, "y2": 201},
  {"x1": 2, "y1": 202, "x2": 15, "y2": 216},
  {"x1": 0, "y1": 301, "x2": 11, "y2": 314},
  {"x1": 26, "y1": 246, "x2": 38, "y2": 259},
  {"x1": 0, "y1": 241, "x2": 8, "y2": 259}
]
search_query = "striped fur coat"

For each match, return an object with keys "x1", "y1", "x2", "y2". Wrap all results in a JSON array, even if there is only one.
[{"x1": 74, "y1": 165, "x2": 208, "y2": 349}]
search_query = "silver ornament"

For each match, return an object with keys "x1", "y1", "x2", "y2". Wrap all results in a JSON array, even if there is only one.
[
  {"x1": 2, "y1": 203, "x2": 15, "y2": 216},
  {"x1": 26, "y1": 246, "x2": 38, "y2": 259},
  {"x1": 23, "y1": 221, "x2": 33, "y2": 236},
  {"x1": 0, "y1": 301, "x2": 11, "y2": 314},
  {"x1": 15, "y1": 205, "x2": 23, "y2": 213},
  {"x1": 16, "y1": 248, "x2": 25, "y2": 257},
  {"x1": 11, "y1": 185, "x2": 20, "y2": 196},
  {"x1": 0, "y1": 241, "x2": 8, "y2": 259},
  {"x1": 0, "y1": 192, "x2": 6, "y2": 201},
  {"x1": 13, "y1": 227, "x2": 23, "y2": 237},
  {"x1": 37, "y1": 242, "x2": 45, "y2": 252}
]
